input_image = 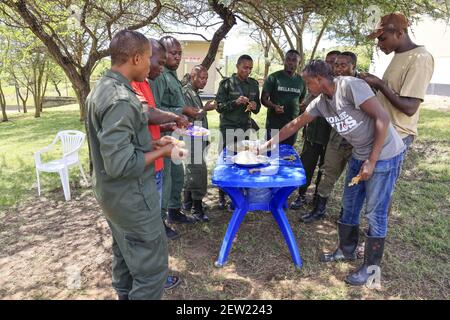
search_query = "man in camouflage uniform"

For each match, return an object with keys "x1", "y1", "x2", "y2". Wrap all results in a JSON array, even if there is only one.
[
  {"x1": 150, "y1": 36, "x2": 202, "y2": 238},
  {"x1": 215, "y1": 54, "x2": 261, "y2": 209},
  {"x1": 86, "y1": 30, "x2": 188, "y2": 300},
  {"x1": 182, "y1": 65, "x2": 217, "y2": 221}
]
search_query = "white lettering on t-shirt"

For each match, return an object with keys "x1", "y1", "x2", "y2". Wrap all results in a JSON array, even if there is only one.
[
  {"x1": 277, "y1": 86, "x2": 302, "y2": 94},
  {"x1": 327, "y1": 112, "x2": 361, "y2": 134}
]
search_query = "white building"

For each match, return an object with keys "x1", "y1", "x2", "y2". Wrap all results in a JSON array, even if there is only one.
[{"x1": 370, "y1": 15, "x2": 450, "y2": 96}]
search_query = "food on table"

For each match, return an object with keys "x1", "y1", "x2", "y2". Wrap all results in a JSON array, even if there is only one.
[
  {"x1": 348, "y1": 174, "x2": 361, "y2": 187},
  {"x1": 281, "y1": 155, "x2": 296, "y2": 161},
  {"x1": 234, "y1": 151, "x2": 259, "y2": 164}
]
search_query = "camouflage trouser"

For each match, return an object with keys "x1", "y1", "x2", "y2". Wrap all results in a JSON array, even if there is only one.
[
  {"x1": 317, "y1": 139, "x2": 353, "y2": 198},
  {"x1": 298, "y1": 140, "x2": 327, "y2": 195},
  {"x1": 106, "y1": 217, "x2": 168, "y2": 300}
]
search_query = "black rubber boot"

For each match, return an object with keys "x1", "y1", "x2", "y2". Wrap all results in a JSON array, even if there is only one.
[
  {"x1": 182, "y1": 190, "x2": 193, "y2": 212},
  {"x1": 290, "y1": 191, "x2": 306, "y2": 210},
  {"x1": 300, "y1": 195, "x2": 328, "y2": 223},
  {"x1": 320, "y1": 222, "x2": 359, "y2": 262},
  {"x1": 192, "y1": 200, "x2": 209, "y2": 222},
  {"x1": 167, "y1": 208, "x2": 196, "y2": 224},
  {"x1": 164, "y1": 221, "x2": 180, "y2": 240},
  {"x1": 345, "y1": 234, "x2": 385, "y2": 286},
  {"x1": 218, "y1": 189, "x2": 226, "y2": 210}
]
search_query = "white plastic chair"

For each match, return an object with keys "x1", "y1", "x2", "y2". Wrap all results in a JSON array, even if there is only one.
[{"x1": 34, "y1": 130, "x2": 88, "y2": 201}]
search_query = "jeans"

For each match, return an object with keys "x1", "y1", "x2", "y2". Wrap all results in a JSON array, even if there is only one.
[
  {"x1": 402, "y1": 135, "x2": 415, "y2": 151},
  {"x1": 340, "y1": 150, "x2": 405, "y2": 237},
  {"x1": 155, "y1": 170, "x2": 163, "y2": 208}
]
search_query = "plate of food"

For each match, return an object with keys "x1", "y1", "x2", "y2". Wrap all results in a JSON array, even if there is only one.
[
  {"x1": 176, "y1": 125, "x2": 209, "y2": 137},
  {"x1": 226, "y1": 140, "x2": 276, "y2": 155},
  {"x1": 231, "y1": 151, "x2": 270, "y2": 168}
]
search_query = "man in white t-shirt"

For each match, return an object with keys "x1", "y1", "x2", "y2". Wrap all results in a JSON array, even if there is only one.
[{"x1": 260, "y1": 60, "x2": 405, "y2": 286}]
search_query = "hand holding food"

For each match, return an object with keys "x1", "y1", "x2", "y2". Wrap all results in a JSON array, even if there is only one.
[
  {"x1": 204, "y1": 100, "x2": 217, "y2": 112},
  {"x1": 235, "y1": 96, "x2": 249, "y2": 106},
  {"x1": 348, "y1": 174, "x2": 361, "y2": 187},
  {"x1": 174, "y1": 115, "x2": 190, "y2": 128},
  {"x1": 275, "y1": 105, "x2": 285, "y2": 114},
  {"x1": 247, "y1": 101, "x2": 257, "y2": 111}
]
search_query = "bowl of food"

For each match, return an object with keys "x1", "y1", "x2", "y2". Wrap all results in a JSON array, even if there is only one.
[{"x1": 231, "y1": 151, "x2": 270, "y2": 167}]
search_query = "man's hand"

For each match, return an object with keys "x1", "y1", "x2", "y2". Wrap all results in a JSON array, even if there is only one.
[
  {"x1": 159, "y1": 122, "x2": 177, "y2": 132},
  {"x1": 204, "y1": 100, "x2": 217, "y2": 112},
  {"x1": 235, "y1": 96, "x2": 249, "y2": 106},
  {"x1": 358, "y1": 72, "x2": 383, "y2": 90},
  {"x1": 247, "y1": 101, "x2": 257, "y2": 111},
  {"x1": 154, "y1": 136, "x2": 185, "y2": 148},
  {"x1": 274, "y1": 105, "x2": 284, "y2": 114},
  {"x1": 182, "y1": 106, "x2": 202, "y2": 119},
  {"x1": 174, "y1": 115, "x2": 190, "y2": 128},
  {"x1": 358, "y1": 159, "x2": 376, "y2": 181},
  {"x1": 160, "y1": 143, "x2": 188, "y2": 160}
]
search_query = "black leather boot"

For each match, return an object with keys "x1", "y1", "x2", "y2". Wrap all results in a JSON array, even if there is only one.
[
  {"x1": 164, "y1": 220, "x2": 180, "y2": 240},
  {"x1": 300, "y1": 195, "x2": 327, "y2": 223},
  {"x1": 290, "y1": 191, "x2": 306, "y2": 210},
  {"x1": 192, "y1": 200, "x2": 209, "y2": 222},
  {"x1": 167, "y1": 208, "x2": 196, "y2": 224},
  {"x1": 182, "y1": 190, "x2": 193, "y2": 212},
  {"x1": 218, "y1": 189, "x2": 226, "y2": 210},
  {"x1": 345, "y1": 234, "x2": 385, "y2": 286},
  {"x1": 320, "y1": 222, "x2": 359, "y2": 262}
]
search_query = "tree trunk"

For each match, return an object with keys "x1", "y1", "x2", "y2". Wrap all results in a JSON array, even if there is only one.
[
  {"x1": 0, "y1": 81, "x2": 8, "y2": 122},
  {"x1": 310, "y1": 18, "x2": 330, "y2": 61},
  {"x1": 73, "y1": 81, "x2": 93, "y2": 174},
  {"x1": 40, "y1": 71, "x2": 48, "y2": 113},
  {"x1": 201, "y1": 0, "x2": 236, "y2": 70},
  {"x1": 15, "y1": 85, "x2": 21, "y2": 112},
  {"x1": 52, "y1": 80, "x2": 62, "y2": 96},
  {"x1": 73, "y1": 81, "x2": 91, "y2": 121}
]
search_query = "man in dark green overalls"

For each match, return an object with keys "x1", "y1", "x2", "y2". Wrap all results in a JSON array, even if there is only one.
[
  {"x1": 182, "y1": 65, "x2": 217, "y2": 221},
  {"x1": 215, "y1": 54, "x2": 261, "y2": 209},
  {"x1": 86, "y1": 30, "x2": 188, "y2": 299},
  {"x1": 151, "y1": 36, "x2": 203, "y2": 239}
]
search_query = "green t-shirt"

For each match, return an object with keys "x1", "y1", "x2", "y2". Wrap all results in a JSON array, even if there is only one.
[{"x1": 263, "y1": 70, "x2": 307, "y2": 129}]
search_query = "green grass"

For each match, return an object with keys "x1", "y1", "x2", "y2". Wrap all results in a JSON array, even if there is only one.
[{"x1": 0, "y1": 105, "x2": 89, "y2": 210}]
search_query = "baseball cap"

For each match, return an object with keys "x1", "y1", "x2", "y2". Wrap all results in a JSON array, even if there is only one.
[{"x1": 367, "y1": 13, "x2": 409, "y2": 39}]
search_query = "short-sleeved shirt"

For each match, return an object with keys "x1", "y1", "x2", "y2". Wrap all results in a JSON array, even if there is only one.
[
  {"x1": 377, "y1": 46, "x2": 434, "y2": 138},
  {"x1": 306, "y1": 76, "x2": 405, "y2": 160},
  {"x1": 131, "y1": 80, "x2": 163, "y2": 172},
  {"x1": 263, "y1": 70, "x2": 307, "y2": 129}
]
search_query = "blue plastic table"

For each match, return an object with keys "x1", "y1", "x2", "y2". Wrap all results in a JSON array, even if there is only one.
[{"x1": 212, "y1": 144, "x2": 306, "y2": 268}]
